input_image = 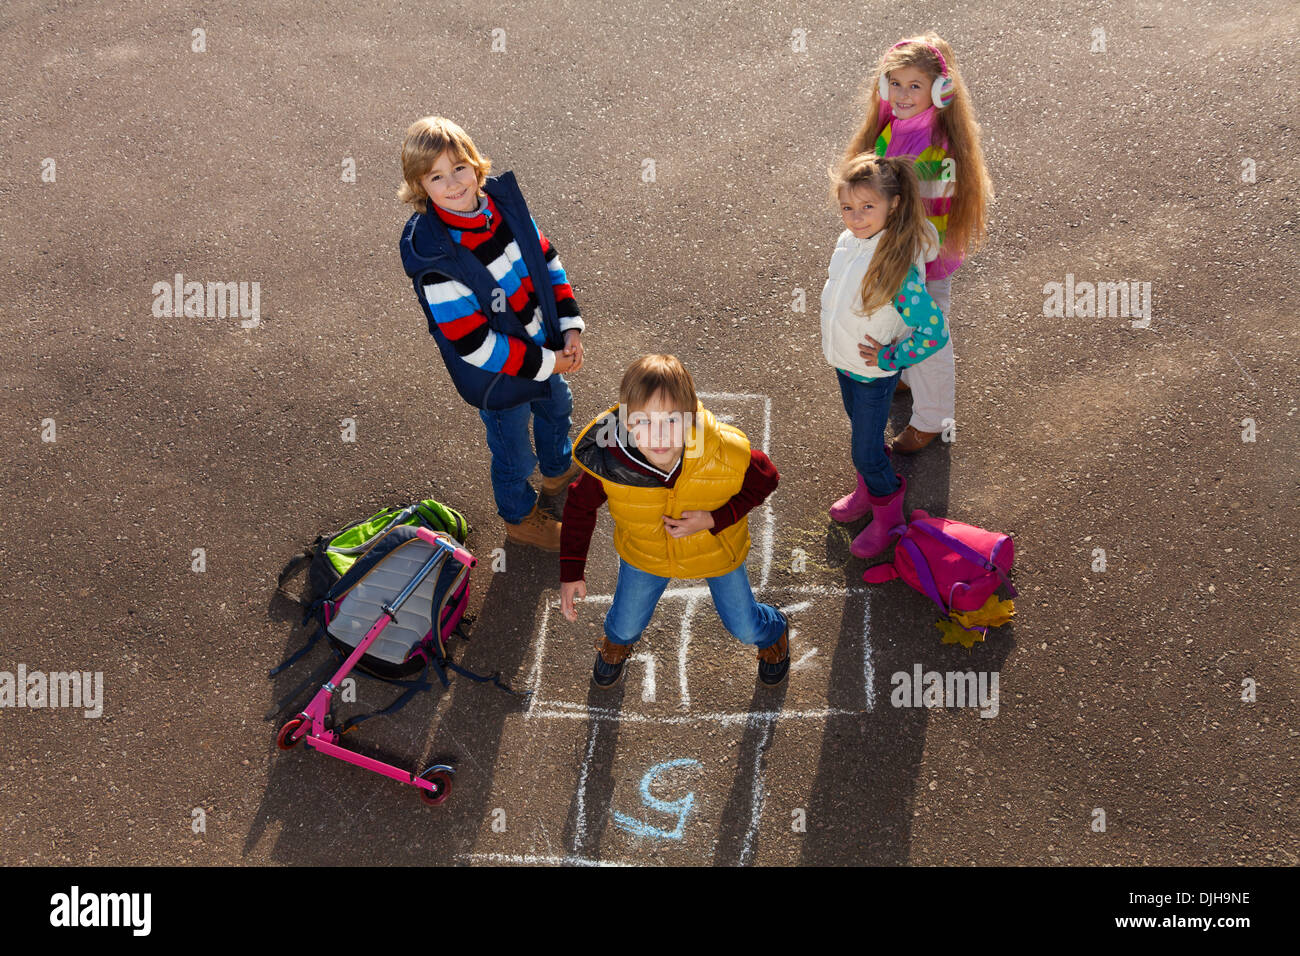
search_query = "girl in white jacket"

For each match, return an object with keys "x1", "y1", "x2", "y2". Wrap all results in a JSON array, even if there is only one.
[{"x1": 820, "y1": 154, "x2": 948, "y2": 561}]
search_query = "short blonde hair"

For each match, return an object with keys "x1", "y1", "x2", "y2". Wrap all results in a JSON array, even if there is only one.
[
  {"x1": 397, "y1": 116, "x2": 492, "y2": 213},
  {"x1": 619, "y1": 354, "x2": 699, "y2": 415}
]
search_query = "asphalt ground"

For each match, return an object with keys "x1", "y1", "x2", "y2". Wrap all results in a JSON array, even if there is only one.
[{"x1": 0, "y1": 0, "x2": 1296, "y2": 866}]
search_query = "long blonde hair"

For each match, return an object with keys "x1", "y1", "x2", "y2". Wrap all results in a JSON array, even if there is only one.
[
  {"x1": 844, "y1": 33, "x2": 993, "y2": 261},
  {"x1": 829, "y1": 154, "x2": 934, "y2": 314}
]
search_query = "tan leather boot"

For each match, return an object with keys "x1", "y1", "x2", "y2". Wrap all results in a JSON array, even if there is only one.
[
  {"x1": 540, "y1": 459, "x2": 583, "y2": 496},
  {"x1": 593, "y1": 637, "x2": 636, "y2": 688},
  {"x1": 757, "y1": 613, "x2": 791, "y2": 686},
  {"x1": 505, "y1": 502, "x2": 562, "y2": 551},
  {"x1": 891, "y1": 425, "x2": 940, "y2": 454}
]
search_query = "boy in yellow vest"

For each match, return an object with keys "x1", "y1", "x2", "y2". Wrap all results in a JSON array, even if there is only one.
[{"x1": 559, "y1": 355, "x2": 790, "y2": 687}]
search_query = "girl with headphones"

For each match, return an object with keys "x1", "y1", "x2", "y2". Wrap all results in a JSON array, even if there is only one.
[{"x1": 843, "y1": 34, "x2": 994, "y2": 455}]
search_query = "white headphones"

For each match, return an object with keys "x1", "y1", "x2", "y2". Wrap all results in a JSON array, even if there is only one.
[{"x1": 878, "y1": 41, "x2": 955, "y2": 110}]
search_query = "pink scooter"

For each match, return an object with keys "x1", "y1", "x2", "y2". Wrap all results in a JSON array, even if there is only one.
[{"x1": 275, "y1": 527, "x2": 476, "y2": 805}]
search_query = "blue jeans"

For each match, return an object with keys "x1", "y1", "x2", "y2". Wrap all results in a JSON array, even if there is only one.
[
  {"x1": 604, "y1": 559, "x2": 786, "y2": 650},
  {"x1": 837, "y1": 370, "x2": 900, "y2": 497},
  {"x1": 478, "y1": 375, "x2": 574, "y2": 523}
]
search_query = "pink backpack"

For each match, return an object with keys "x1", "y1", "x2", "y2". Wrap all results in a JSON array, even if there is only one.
[{"x1": 862, "y1": 510, "x2": 1016, "y2": 634}]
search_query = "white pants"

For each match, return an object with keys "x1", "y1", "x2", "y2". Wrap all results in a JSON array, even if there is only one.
[{"x1": 900, "y1": 274, "x2": 955, "y2": 433}]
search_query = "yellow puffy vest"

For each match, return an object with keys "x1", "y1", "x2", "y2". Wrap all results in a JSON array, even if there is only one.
[{"x1": 573, "y1": 403, "x2": 753, "y2": 579}]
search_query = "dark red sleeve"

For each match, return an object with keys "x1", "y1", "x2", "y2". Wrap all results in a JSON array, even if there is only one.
[
  {"x1": 560, "y1": 471, "x2": 607, "y2": 582},
  {"x1": 709, "y1": 450, "x2": 779, "y2": 534}
]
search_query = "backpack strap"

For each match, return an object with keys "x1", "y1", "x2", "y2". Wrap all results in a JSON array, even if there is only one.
[
  {"x1": 434, "y1": 657, "x2": 531, "y2": 699},
  {"x1": 337, "y1": 652, "x2": 532, "y2": 736},
  {"x1": 339, "y1": 658, "x2": 436, "y2": 735},
  {"x1": 909, "y1": 521, "x2": 1018, "y2": 597},
  {"x1": 898, "y1": 537, "x2": 949, "y2": 616},
  {"x1": 267, "y1": 620, "x2": 329, "y2": 677}
]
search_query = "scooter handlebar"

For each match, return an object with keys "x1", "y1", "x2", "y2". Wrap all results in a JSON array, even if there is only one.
[{"x1": 415, "y1": 526, "x2": 477, "y2": 568}]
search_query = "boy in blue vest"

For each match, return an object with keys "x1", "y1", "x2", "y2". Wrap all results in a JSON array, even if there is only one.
[{"x1": 399, "y1": 117, "x2": 585, "y2": 550}]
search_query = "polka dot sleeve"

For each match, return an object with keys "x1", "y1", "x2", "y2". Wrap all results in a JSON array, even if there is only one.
[{"x1": 877, "y1": 263, "x2": 949, "y2": 371}]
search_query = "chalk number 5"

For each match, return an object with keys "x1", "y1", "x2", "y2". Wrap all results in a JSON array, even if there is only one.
[{"x1": 612, "y1": 758, "x2": 702, "y2": 840}]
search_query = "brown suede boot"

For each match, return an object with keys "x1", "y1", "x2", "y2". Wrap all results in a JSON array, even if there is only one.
[
  {"x1": 593, "y1": 637, "x2": 636, "y2": 688},
  {"x1": 891, "y1": 425, "x2": 940, "y2": 454},
  {"x1": 505, "y1": 502, "x2": 562, "y2": 551},
  {"x1": 540, "y1": 459, "x2": 583, "y2": 496}
]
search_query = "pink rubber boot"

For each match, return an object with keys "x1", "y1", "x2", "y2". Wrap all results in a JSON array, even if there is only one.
[
  {"x1": 849, "y1": 475, "x2": 907, "y2": 560},
  {"x1": 830, "y1": 474, "x2": 871, "y2": 523},
  {"x1": 830, "y1": 447, "x2": 892, "y2": 523}
]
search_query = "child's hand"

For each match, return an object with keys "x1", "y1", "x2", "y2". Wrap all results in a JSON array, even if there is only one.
[
  {"x1": 663, "y1": 510, "x2": 715, "y2": 538},
  {"x1": 561, "y1": 579, "x2": 587, "y2": 621},
  {"x1": 553, "y1": 349, "x2": 577, "y2": 374},
  {"x1": 859, "y1": 334, "x2": 887, "y2": 367},
  {"x1": 562, "y1": 330, "x2": 584, "y2": 374}
]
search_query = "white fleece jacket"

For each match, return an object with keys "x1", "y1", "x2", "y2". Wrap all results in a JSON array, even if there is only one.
[{"x1": 820, "y1": 221, "x2": 939, "y2": 378}]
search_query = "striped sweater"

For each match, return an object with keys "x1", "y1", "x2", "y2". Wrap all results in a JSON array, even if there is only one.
[
  {"x1": 421, "y1": 195, "x2": 584, "y2": 381},
  {"x1": 875, "y1": 106, "x2": 961, "y2": 281}
]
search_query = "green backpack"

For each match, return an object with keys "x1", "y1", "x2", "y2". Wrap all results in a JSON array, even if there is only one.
[{"x1": 277, "y1": 499, "x2": 470, "y2": 614}]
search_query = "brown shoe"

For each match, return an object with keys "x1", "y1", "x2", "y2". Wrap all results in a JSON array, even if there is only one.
[
  {"x1": 891, "y1": 425, "x2": 940, "y2": 455},
  {"x1": 757, "y1": 613, "x2": 791, "y2": 686},
  {"x1": 505, "y1": 502, "x2": 562, "y2": 551},
  {"x1": 540, "y1": 459, "x2": 583, "y2": 496},
  {"x1": 594, "y1": 637, "x2": 636, "y2": 688}
]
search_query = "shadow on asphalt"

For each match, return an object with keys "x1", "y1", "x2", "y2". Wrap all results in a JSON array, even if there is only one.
[
  {"x1": 561, "y1": 679, "x2": 626, "y2": 858},
  {"x1": 243, "y1": 528, "x2": 549, "y2": 864},
  {"x1": 797, "y1": 394, "x2": 1015, "y2": 864},
  {"x1": 714, "y1": 680, "x2": 790, "y2": 865}
]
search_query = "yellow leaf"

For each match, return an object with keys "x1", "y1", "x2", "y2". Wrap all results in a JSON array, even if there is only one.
[
  {"x1": 936, "y1": 618, "x2": 985, "y2": 649},
  {"x1": 951, "y1": 595, "x2": 1016, "y2": 630}
]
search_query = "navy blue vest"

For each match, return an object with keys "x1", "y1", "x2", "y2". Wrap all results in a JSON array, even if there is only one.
[{"x1": 399, "y1": 172, "x2": 563, "y2": 410}]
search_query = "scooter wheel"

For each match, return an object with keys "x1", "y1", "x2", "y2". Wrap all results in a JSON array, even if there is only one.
[
  {"x1": 276, "y1": 716, "x2": 307, "y2": 750},
  {"x1": 419, "y1": 771, "x2": 453, "y2": 806}
]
